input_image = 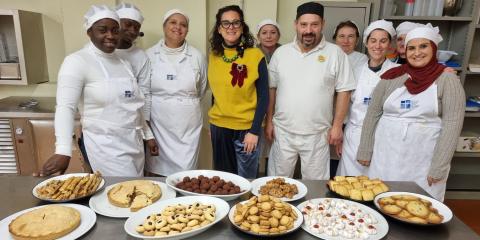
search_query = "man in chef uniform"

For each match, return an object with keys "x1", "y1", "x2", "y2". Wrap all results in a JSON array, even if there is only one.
[
  {"x1": 115, "y1": 3, "x2": 158, "y2": 157},
  {"x1": 265, "y1": 2, "x2": 355, "y2": 180}
]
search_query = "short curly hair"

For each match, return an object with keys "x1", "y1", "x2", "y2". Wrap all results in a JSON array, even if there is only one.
[{"x1": 209, "y1": 5, "x2": 255, "y2": 57}]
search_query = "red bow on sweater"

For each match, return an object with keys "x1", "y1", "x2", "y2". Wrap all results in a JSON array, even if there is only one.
[{"x1": 230, "y1": 63, "x2": 248, "y2": 87}]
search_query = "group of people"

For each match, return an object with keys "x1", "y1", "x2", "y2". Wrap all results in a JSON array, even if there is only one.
[{"x1": 39, "y1": 2, "x2": 464, "y2": 201}]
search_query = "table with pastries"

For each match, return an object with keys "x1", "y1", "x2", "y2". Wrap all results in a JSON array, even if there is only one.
[{"x1": 0, "y1": 175, "x2": 478, "y2": 240}]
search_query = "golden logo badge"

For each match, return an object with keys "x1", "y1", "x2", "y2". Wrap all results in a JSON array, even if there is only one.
[{"x1": 318, "y1": 55, "x2": 326, "y2": 62}]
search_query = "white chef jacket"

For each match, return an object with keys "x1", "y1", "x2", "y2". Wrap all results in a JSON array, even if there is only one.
[
  {"x1": 348, "y1": 51, "x2": 368, "y2": 79},
  {"x1": 269, "y1": 36, "x2": 356, "y2": 134},
  {"x1": 54, "y1": 42, "x2": 151, "y2": 157}
]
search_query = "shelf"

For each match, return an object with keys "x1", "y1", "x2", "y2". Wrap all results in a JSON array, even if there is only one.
[
  {"x1": 466, "y1": 71, "x2": 480, "y2": 75},
  {"x1": 465, "y1": 112, "x2": 480, "y2": 117},
  {"x1": 383, "y1": 16, "x2": 473, "y2": 21},
  {"x1": 454, "y1": 152, "x2": 480, "y2": 157},
  {"x1": 447, "y1": 174, "x2": 480, "y2": 190}
]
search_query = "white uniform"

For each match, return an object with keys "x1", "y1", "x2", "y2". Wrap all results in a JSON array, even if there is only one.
[
  {"x1": 145, "y1": 40, "x2": 207, "y2": 176},
  {"x1": 55, "y1": 43, "x2": 148, "y2": 176},
  {"x1": 116, "y1": 45, "x2": 152, "y2": 123},
  {"x1": 368, "y1": 84, "x2": 445, "y2": 200},
  {"x1": 337, "y1": 60, "x2": 399, "y2": 176},
  {"x1": 347, "y1": 51, "x2": 368, "y2": 72},
  {"x1": 267, "y1": 36, "x2": 355, "y2": 180}
]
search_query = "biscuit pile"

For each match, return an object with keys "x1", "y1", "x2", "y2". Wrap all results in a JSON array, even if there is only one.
[
  {"x1": 328, "y1": 176, "x2": 389, "y2": 201},
  {"x1": 378, "y1": 194, "x2": 444, "y2": 224},
  {"x1": 175, "y1": 175, "x2": 242, "y2": 195},
  {"x1": 259, "y1": 178, "x2": 299, "y2": 199},
  {"x1": 233, "y1": 195, "x2": 298, "y2": 235},
  {"x1": 36, "y1": 172, "x2": 102, "y2": 200},
  {"x1": 136, "y1": 202, "x2": 216, "y2": 236}
]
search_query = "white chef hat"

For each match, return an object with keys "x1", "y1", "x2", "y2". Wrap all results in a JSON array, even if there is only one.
[
  {"x1": 405, "y1": 23, "x2": 443, "y2": 46},
  {"x1": 256, "y1": 19, "x2": 280, "y2": 35},
  {"x1": 84, "y1": 5, "x2": 120, "y2": 30},
  {"x1": 362, "y1": 19, "x2": 396, "y2": 45},
  {"x1": 395, "y1": 21, "x2": 424, "y2": 36},
  {"x1": 163, "y1": 9, "x2": 189, "y2": 25},
  {"x1": 116, "y1": 2, "x2": 144, "y2": 24}
]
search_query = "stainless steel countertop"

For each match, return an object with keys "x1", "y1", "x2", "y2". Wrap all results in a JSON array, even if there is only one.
[
  {"x1": 0, "y1": 176, "x2": 478, "y2": 240},
  {"x1": 0, "y1": 96, "x2": 56, "y2": 118}
]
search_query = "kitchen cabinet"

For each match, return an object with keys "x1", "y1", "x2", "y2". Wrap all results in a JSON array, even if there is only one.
[
  {"x1": 0, "y1": 97, "x2": 87, "y2": 175},
  {"x1": 0, "y1": 9, "x2": 47, "y2": 85}
]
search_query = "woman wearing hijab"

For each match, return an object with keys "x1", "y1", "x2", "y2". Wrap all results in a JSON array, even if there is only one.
[
  {"x1": 145, "y1": 9, "x2": 207, "y2": 176},
  {"x1": 115, "y1": 3, "x2": 158, "y2": 157},
  {"x1": 40, "y1": 5, "x2": 150, "y2": 177},
  {"x1": 208, "y1": 5, "x2": 268, "y2": 178},
  {"x1": 256, "y1": 19, "x2": 281, "y2": 63},
  {"x1": 333, "y1": 20, "x2": 368, "y2": 70},
  {"x1": 357, "y1": 24, "x2": 465, "y2": 201},
  {"x1": 391, "y1": 21, "x2": 424, "y2": 64},
  {"x1": 337, "y1": 20, "x2": 399, "y2": 176}
]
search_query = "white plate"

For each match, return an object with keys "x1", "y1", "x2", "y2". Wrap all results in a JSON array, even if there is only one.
[
  {"x1": 374, "y1": 191, "x2": 453, "y2": 225},
  {"x1": 0, "y1": 203, "x2": 96, "y2": 240},
  {"x1": 228, "y1": 200, "x2": 303, "y2": 236},
  {"x1": 250, "y1": 176, "x2": 308, "y2": 202},
  {"x1": 125, "y1": 196, "x2": 229, "y2": 240},
  {"x1": 165, "y1": 170, "x2": 251, "y2": 201},
  {"x1": 32, "y1": 173, "x2": 105, "y2": 202},
  {"x1": 297, "y1": 198, "x2": 389, "y2": 240},
  {"x1": 89, "y1": 180, "x2": 176, "y2": 218}
]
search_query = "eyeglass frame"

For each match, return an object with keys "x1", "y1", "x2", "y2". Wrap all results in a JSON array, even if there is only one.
[{"x1": 220, "y1": 20, "x2": 243, "y2": 29}]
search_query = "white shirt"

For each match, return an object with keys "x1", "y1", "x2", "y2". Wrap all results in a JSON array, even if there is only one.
[
  {"x1": 54, "y1": 43, "x2": 151, "y2": 156},
  {"x1": 348, "y1": 51, "x2": 368, "y2": 74},
  {"x1": 116, "y1": 45, "x2": 152, "y2": 121},
  {"x1": 269, "y1": 36, "x2": 355, "y2": 135}
]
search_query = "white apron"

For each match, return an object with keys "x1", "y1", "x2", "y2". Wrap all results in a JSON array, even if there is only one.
[
  {"x1": 368, "y1": 83, "x2": 445, "y2": 201},
  {"x1": 338, "y1": 60, "x2": 398, "y2": 176},
  {"x1": 82, "y1": 49, "x2": 145, "y2": 177},
  {"x1": 146, "y1": 53, "x2": 202, "y2": 176}
]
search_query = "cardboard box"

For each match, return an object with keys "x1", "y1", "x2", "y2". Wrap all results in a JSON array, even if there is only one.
[{"x1": 0, "y1": 63, "x2": 21, "y2": 79}]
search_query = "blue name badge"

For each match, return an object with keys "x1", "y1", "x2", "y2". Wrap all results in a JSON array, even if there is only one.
[
  {"x1": 400, "y1": 100, "x2": 411, "y2": 109},
  {"x1": 363, "y1": 97, "x2": 371, "y2": 105},
  {"x1": 124, "y1": 90, "x2": 134, "y2": 98},
  {"x1": 167, "y1": 74, "x2": 175, "y2": 80}
]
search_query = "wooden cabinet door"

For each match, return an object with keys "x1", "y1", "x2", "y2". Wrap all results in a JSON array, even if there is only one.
[{"x1": 27, "y1": 119, "x2": 86, "y2": 175}]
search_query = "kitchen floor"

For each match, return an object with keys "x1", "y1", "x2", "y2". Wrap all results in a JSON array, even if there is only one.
[{"x1": 444, "y1": 199, "x2": 480, "y2": 235}]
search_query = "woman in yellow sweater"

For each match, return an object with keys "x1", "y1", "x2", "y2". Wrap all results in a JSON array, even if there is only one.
[{"x1": 208, "y1": 5, "x2": 268, "y2": 178}]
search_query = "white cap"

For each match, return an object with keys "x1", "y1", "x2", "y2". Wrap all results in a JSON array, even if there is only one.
[
  {"x1": 256, "y1": 19, "x2": 280, "y2": 35},
  {"x1": 396, "y1": 21, "x2": 424, "y2": 36},
  {"x1": 363, "y1": 19, "x2": 396, "y2": 45},
  {"x1": 405, "y1": 23, "x2": 443, "y2": 46},
  {"x1": 84, "y1": 5, "x2": 120, "y2": 30},
  {"x1": 163, "y1": 9, "x2": 189, "y2": 25},
  {"x1": 116, "y1": 2, "x2": 144, "y2": 24}
]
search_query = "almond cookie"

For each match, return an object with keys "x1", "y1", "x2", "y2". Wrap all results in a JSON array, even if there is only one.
[
  {"x1": 381, "y1": 204, "x2": 402, "y2": 215},
  {"x1": 406, "y1": 201, "x2": 429, "y2": 218},
  {"x1": 407, "y1": 216, "x2": 429, "y2": 224},
  {"x1": 378, "y1": 197, "x2": 396, "y2": 206},
  {"x1": 427, "y1": 212, "x2": 444, "y2": 224}
]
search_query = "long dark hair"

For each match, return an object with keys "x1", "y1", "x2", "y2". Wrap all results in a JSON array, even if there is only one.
[{"x1": 209, "y1": 5, "x2": 255, "y2": 57}]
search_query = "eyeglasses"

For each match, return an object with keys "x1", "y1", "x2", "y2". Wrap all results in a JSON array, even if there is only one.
[{"x1": 220, "y1": 20, "x2": 243, "y2": 29}]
